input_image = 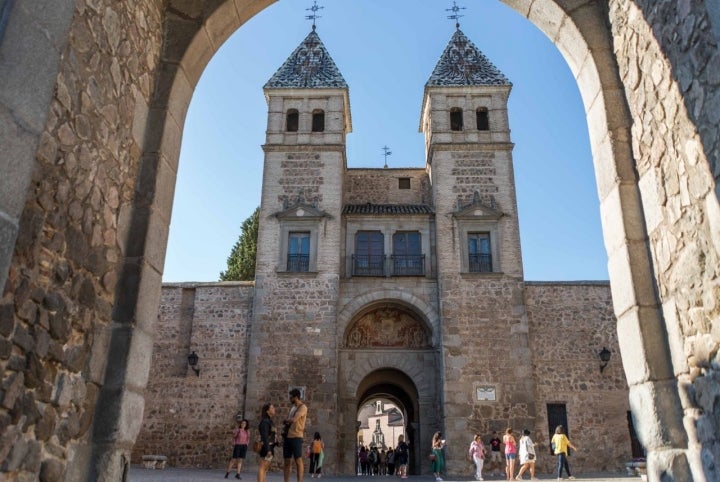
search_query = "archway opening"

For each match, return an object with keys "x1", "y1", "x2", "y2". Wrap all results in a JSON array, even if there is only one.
[{"x1": 355, "y1": 369, "x2": 421, "y2": 475}]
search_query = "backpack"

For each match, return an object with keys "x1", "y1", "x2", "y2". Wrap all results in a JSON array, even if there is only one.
[{"x1": 368, "y1": 450, "x2": 378, "y2": 464}]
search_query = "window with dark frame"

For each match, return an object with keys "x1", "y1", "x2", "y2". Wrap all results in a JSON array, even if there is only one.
[
  {"x1": 286, "y1": 109, "x2": 299, "y2": 132},
  {"x1": 476, "y1": 108, "x2": 489, "y2": 131},
  {"x1": 450, "y1": 107, "x2": 463, "y2": 131},
  {"x1": 287, "y1": 232, "x2": 310, "y2": 272},
  {"x1": 398, "y1": 178, "x2": 411, "y2": 189},
  {"x1": 354, "y1": 231, "x2": 384, "y2": 276},
  {"x1": 392, "y1": 232, "x2": 423, "y2": 276},
  {"x1": 468, "y1": 232, "x2": 492, "y2": 272},
  {"x1": 311, "y1": 110, "x2": 325, "y2": 132}
]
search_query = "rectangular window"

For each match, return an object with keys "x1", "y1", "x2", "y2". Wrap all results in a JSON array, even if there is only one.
[
  {"x1": 312, "y1": 110, "x2": 325, "y2": 132},
  {"x1": 287, "y1": 232, "x2": 310, "y2": 272},
  {"x1": 392, "y1": 232, "x2": 423, "y2": 276},
  {"x1": 468, "y1": 232, "x2": 492, "y2": 272},
  {"x1": 476, "y1": 109, "x2": 489, "y2": 130},
  {"x1": 398, "y1": 177, "x2": 411, "y2": 189},
  {"x1": 354, "y1": 231, "x2": 384, "y2": 276}
]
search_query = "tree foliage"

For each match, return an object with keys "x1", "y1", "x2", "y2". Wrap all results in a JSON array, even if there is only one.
[{"x1": 219, "y1": 207, "x2": 259, "y2": 281}]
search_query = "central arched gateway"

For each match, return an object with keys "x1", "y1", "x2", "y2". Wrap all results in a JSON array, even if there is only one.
[
  {"x1": 355, "y1": 369, "x2": 420, "y2": 474},
  {"x1": 337, "y1": 301, "x2": 442, "y2": 475}
]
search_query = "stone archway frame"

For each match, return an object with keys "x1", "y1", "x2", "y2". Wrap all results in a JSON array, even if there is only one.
[
  {"x1": 105, "y1": 0, "x2": 693, "y2": 477},
  {"x1": 336, "y1": 289, "x2": 440, "y2": 346},
  {"x1": 339, "y1": 360, "x2": 438, "y2": 476},
  {"x1": 2, "y1": 0, "x2": 714, "y2": 479}
]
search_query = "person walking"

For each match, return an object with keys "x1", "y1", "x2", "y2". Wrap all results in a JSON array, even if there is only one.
[
  {"x1": 489, "y1": 432, "x2": 502, "y2": 476},
  {"x1": 396, "y1": 435, "x2": 409, "y2": 479},
  {"x1": 515, "y1": 429, "x2": 537, "y2": 480},
  {"x1": 468, "y1": 433, "x2": 486, "y2": 481},
  {"x1": 503, "y1": 428, "x2": 517, "y2": 481},
  {"x1": 430, "y1": 431, "x2": 446, "y2": 482},
  {"x1": 283, "y1": 389, "x2": 308, "y2": 482},
  {"x1": 257, "y1": 404, "x2": 277, "y2": 482},
  {"x1": 551, "y1": 425, "x2": 577, "y2": 481},
  {"x1": 225, "y1": 418, "x2": 250, "y2": 479},
  {"x1": 309, "y1": 432, "x2": 324, "y2": 478}
]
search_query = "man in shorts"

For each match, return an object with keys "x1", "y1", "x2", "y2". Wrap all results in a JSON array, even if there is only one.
[
  {"x1": 489, "y1": 431, "x2": 502, "y2": 476},
  {"x1": 284, "y1": 389, "x2": 308, "y2": 482}
]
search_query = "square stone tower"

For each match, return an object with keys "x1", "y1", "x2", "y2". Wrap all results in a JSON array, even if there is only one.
[{"x1": 245, "y1": 26, "x2": 350, "y2": 451}]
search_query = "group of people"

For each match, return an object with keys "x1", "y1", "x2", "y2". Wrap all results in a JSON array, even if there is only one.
[
  {"x1": 466, "y1": 426, "x2": 578, "y2": 481},
  {"x1": 223, "y1": 395, "x2": 577, "y2": 482},
  {"x1": 225, "y1": 389, "x2": 319, "y2": 482},
  {"x1": 356, "y1": 433, "x2": 410, "y2": 478}
]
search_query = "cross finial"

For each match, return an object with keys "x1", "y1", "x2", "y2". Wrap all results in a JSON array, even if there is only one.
[
  {"x1": 305, "y1": 1, "x2": 324, "y2": 30},
  {"x1": 446, "y1": 1, "x2": 466, "y2": 29},
  {"x1": 382, "y1": 146, "x2": 392, "y2": 168}
]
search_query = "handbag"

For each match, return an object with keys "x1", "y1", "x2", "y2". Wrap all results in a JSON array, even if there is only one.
[
  {"x1": 428, "y1": 453, "x2": 436, "y2": 461},
  {"x1": 253, "y1": 438, "x2": 263, "y2": 453}
]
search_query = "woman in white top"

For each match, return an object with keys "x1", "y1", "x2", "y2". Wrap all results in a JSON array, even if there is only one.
[
  {"x1": 515, "y1": 429, "x2": 537, "y2": 480},
  {"x1": 468, "y1": 433, "x2": 486, "y2": 481}
]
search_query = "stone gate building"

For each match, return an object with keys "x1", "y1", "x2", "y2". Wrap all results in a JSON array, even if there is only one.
[
  {"x1": 1, "y1": 1, "x2": 719, "y2": 481},
  {"x1": 133, "y1": 26, "x2": 633, "y2": 476}
]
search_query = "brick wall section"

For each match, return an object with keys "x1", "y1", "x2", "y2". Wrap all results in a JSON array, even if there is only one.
[
  {"x1": 132, "y1": 282, "x2": 254, "y2": 467},
  {"x1": 525, "y1": 282, "x2": 628, "y2": 474}
]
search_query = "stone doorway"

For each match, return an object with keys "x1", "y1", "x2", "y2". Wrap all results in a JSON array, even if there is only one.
[{"x1": 336, "y1": 298, "x2": 441, "y2": 475}]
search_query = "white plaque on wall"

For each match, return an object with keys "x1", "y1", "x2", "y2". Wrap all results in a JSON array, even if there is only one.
[{"x1": 476, "y1": 385, "x2": 496, "y2": 401}]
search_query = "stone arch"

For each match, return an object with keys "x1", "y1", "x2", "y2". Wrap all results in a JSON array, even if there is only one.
[
  {"x1": 0, "y1": 1, "x2": 718, "y2": 480},
  {"x1": 337, "y1": 289, "x2": 439, "y2": 341}
]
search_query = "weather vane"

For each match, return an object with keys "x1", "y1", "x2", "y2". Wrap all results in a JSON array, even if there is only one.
[
  {"x1": 305, "y1": 1, "x2": 324, "y2": 30},
  {"x1": 446, "y1": 1, "x2": 466, "y2": 29},
  {"x1": 382, "y1": 146, "x2": 392, "y2": 168}
]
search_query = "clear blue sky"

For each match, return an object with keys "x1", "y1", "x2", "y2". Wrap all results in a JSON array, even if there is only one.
[{"x1": 162, "y1": 0, "x2": 608, "y2": 282}]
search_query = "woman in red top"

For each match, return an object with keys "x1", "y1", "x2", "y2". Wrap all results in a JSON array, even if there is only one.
[
  {"x1": 502, "y1": 428, "x2": 517, "y2": 481},
  {"x1": 225, "y1": 418, "x2": 250, "y2": 479}
]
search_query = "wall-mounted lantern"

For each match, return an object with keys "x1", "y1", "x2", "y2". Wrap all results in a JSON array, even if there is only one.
[
  {"x1": 599, "y1": 347, "x2": 611, "y2": 373},
  {"x1": 188, "y1": 351, "x2": 200, "y2": 376}
]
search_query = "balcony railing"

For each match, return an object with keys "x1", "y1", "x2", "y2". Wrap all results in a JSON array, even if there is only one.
[
  {"x1": 351, "y1": 254, "x2": 426, "y2": 277},
  {"x1": 351, "y1": 254, "x2": 385, "y2": 276},
  {"x1": 390, "y1": 254, "x2": 425, "y2": 276},
  {"x1": 469, "y1": 253, "x2": 492, "y2": 273},
  {"x1": 287, "y1": 254, "x2": 310, "y2": 272}
]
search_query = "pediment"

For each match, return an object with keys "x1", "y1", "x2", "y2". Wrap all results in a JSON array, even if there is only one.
[
  {"x1": 274, "y1": 202, "x2": 330, "y2": 220},
  {"x1": 453, "y1": 193, "x2": 504, "y2": 220}
]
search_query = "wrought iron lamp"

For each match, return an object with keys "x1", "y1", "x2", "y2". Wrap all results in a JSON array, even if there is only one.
[
  {"x1": 599, "y1": 347, "x2": 611, "y2": 373},
  {"x1": 187, "y1": 351, "x2": 200, "y2": 376}
]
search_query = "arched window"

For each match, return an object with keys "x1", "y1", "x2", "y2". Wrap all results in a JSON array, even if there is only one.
[
  {"x1": 311, "y1": 109, "x2": 325, "y2": 132},
  {"x1": 450, "y1": 107, "x2": 463, "y2": 131},
  {"x1": 476, "y1": 108, "x2": 489, "y2": 131},
  {"x1": 286, "y1": 109, "x2": 299, "y2": 132}
]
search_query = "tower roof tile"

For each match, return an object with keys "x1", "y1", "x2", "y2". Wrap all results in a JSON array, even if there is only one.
[
  {"x1": 265, "y1": 29, "x2": 348, "y2": 89},
  {"x1": 426, "y1": 29, "x2": 511, "y2": 87}
]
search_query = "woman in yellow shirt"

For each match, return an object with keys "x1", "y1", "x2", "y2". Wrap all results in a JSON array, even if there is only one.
[{"x1": 551, "y1": 425, "x2": 577, "y2": 481}]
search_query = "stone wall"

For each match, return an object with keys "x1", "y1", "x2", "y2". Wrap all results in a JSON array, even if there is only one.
[
  {"x1": 344, "y1": 168, "x2": 431, "y2": 205},
  {"x1": 525, "y1": 282, "x2": 629, "y2": 474},
  {"x1": 132, "y1": 282, "x2": 253, "y2": 467},
  {"x1": 609, "y1": 2, "x2": 720, "y2": 478},
  {"x1": 0, "y1": 0, "x2": 163, "y2": 479}
]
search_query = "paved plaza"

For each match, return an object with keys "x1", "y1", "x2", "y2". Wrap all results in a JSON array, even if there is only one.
[{"x1": 129, "y1": 467, "x2": 643, "y2": 482}]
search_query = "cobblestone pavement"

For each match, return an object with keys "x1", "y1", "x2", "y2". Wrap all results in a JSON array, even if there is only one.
[{"x1": 129, "y1": 467, "x2": 643, "y2": 482}]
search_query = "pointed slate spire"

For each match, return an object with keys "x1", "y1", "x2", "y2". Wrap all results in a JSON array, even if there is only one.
[
  {"x1": 426, "y1": 29, "x2": 511, "y2": 86},
  {"x1": 265, "y1": 30, "x2": 348, "y2": 89}
]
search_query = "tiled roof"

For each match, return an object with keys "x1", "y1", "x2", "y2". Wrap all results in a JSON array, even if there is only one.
[
  {"x1": 264, "y1": 29, "x2": 348, "y2": 89},
  {"x1": 426, "y1": 29, "x2": 511, "y2": 87},
  {"x1": 343, "y1": 204, "x2": 434, "y2": 215}
]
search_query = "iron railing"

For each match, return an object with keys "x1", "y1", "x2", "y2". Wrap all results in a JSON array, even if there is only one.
[
  {"x1": 469, "y1": 253, "x2": 492, "y2": 273},
  {"x1": 351, "y1": 254, "x2": 385, "y2": 276},
  {"x1": 390, "y1": 254, "x2": 425, "y2": 276},
  {"x1": 287, "y1": 254, "x2": 310, "y2": 272}
]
